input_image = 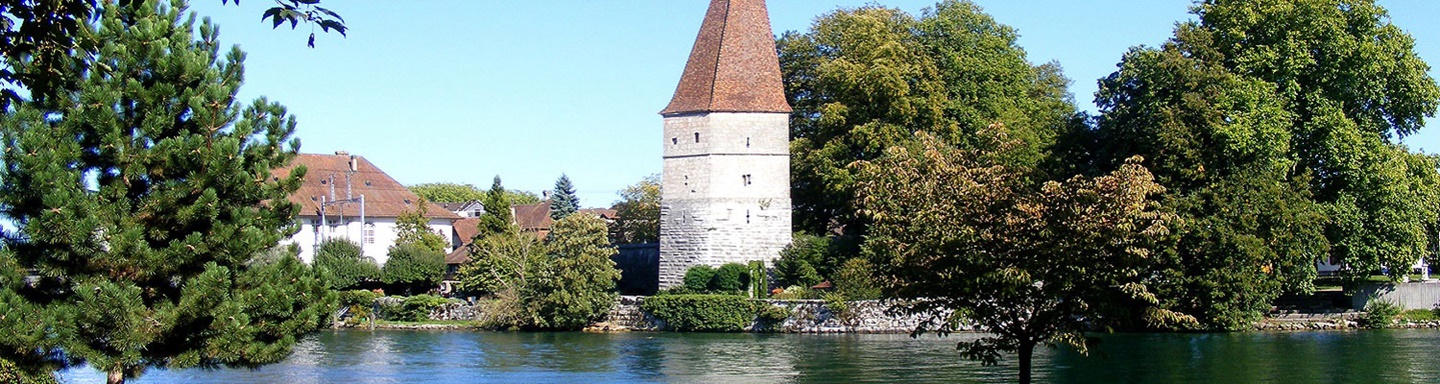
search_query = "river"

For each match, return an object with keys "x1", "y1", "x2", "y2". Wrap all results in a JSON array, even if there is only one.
[{"x1": 59, "y1": 329, "x2": 1440, "y2": 383}]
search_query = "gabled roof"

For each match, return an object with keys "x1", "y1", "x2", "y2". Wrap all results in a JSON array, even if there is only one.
[
  {"x1": 437, "y1": 201, "x2": 484, "y2": 213},
  {"x1": 513, "y1": 202, "x2": 554, "y2": 235},
  {"x1": 452, "y1": 218, "x2": 480, "y2": 244},
  {"x1": 660, "y1": 0, "x2": 791, "y2": 116},
  {"x1": 274, "y1": 153, "x2": 461, "y2": 220}
]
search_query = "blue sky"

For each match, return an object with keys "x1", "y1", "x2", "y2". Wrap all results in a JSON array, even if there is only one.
[{"x1": 186, "y1": 0, "x2": 1439, "y2": 208}]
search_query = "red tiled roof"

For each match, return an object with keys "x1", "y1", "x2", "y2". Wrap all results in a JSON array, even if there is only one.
[
  {"x1": 513, "y1": 202, "x2": 554, "y2": 238},
  {"x1": 579, "y1": 208, "x2": 618, "y2": 220},
  {"x1": 452, "y1": 218, "x2": 480, "y2": 244},
  {"x1": 274, "y1": 153, "x2": 461, "y2": 220},
  {"x1": 444, "y1": 246, "x2": 471, "y2": 265},
  {"x1": 660, "y1": 0, "x2": 791, "y2": 116}
]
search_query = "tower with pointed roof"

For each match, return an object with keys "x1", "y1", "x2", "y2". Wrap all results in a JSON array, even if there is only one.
[{"x1": 658, "y1": 0, "x2": 792, "y2": 289}]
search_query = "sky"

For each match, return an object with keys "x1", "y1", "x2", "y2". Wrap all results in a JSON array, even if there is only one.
[{"x1": 185, "y1": 0, "x2": 1440, "y2": 208}]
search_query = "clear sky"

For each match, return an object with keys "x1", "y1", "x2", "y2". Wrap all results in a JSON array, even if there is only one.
[{"x1": 185, "y1": 0, "x2": 1439, "y2": 208}]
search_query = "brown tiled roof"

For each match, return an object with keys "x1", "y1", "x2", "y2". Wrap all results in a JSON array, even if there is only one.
[
  {"x1": 578, "y1": 208, "x2": 618, "y2": 220},
  {"x1": 513, "y1": 202, "x2": 554, "y2": 237},
  {"x1": 660, "y1": 0, "x2": 792, "y2": 116},
  {"x1": 452, "y1": 218, "x2": 481, "y2": 244},
  {"x1": 274, "y1": 153, "x2": 461, "y2": 220},
  {"x1": 444, "y1": 246, "x2": 471, "y2": 266}
]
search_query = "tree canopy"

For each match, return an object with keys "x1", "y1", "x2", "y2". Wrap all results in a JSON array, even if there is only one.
[
  {"x1": 393, "y1": 197, "x2": 449, "y2": 254},
  {"x1": 780, "y1": 0, "x2": 1082, "y2": 237},
  {"x1": 409, "y1": 182, "x2": 539, "y2": 205},
  {"x1": 858, "y1": 129, "x2": 1192, "y2": 384},
  {"x1": 609, "y1": 174, "x2": 660, "y2": 244},
  {"x1": 476, "y1": 176, "x2": 520, "y2": 239},
  {"x1": 1088, "y1": 0, "x2": 1440, "y2": 329},
  {"x1": 0, "y1": 1, "x2": 332, "y2": 382}
]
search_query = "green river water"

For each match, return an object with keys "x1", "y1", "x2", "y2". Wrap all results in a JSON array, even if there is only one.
[{"x1": 59, "y1": 329, "x2": 1440, "y2": 383}]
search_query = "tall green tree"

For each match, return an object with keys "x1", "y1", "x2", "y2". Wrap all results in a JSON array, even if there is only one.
[
  {"x1": 549, "y1": 174, "x2": 579, "y2": 221},
  {"x1": 1092, "y1": 0, "x2": 1440, "y2": 315},
  {"x1": 780, "y1": 0, "x2": 1082, "y2": 238},
  {"x1": 0, "y1": 2, "x2": 331, "y2": 382},
  {"x1": 456, "y1": 214, "x2": 619, "y2": 330},
  {"x1": 409, "y1": 182, "x2": 539, "y2": 205},
  {"x1": 381, "y1": 243, "x2": 445, "y2": 295},
  {"x1": 393, "y1": 196, "x2": 448, "y2": 254},
  {"x1": 857, "y1": 130, "x2": 1192, "y2": 384},
  {"x1": 610, "y1": 174, "x2": 660, "y2": 244},
  {"x1": 477, "y1": 176, "x2": 519, "y2": 238}
]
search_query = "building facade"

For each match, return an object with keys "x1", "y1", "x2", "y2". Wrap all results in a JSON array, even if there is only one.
[
  {"x1": 275, "y1": 152, "x2": 460, "y2": 265},
  {"x1": 658, "y1": 0, "x2": 793, "y2": 288}
]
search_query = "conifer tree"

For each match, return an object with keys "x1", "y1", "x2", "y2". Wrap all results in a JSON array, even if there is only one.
[
  {"x1": 0, "y1": 1, "x2": 332, "y2": 382},
  {"x1": 549, "y1": 174, "x2": 579, "y2": 220},
  {"x1": 477, "y1": 176, "x2": 518, "y2": 238}
]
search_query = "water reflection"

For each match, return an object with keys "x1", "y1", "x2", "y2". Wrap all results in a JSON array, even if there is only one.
[{"x1": 58, "y1": 329, "x2": 1440, "y2": 383}]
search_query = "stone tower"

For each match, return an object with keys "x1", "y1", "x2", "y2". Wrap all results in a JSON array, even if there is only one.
[{"x1": 658, "y1": 0, "x2": 793, "y2": 289}]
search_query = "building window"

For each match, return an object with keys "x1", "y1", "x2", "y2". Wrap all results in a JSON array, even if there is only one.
[
  {"x1": 694, "y1": 132, "x2": 700, "y2": 143},
  {"x1": 742, "y1": 174, "x2": 752, "y2": 186},
  {"x1": 746, "y1": 137, "x2": 751, "y2": 147},
  {"x1": 672, "y1": 137, "x2": 678, "y2": 145},
  {"x1": 472, "y1": 208, "x2": 483, "y2": 218},
  {"x1": 364, "y1": 223, "x2": 376, "y2": 244}
]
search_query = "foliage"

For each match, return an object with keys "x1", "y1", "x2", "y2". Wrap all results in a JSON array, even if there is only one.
[
  {"x1": 771, "y1": 286, "x2": 818, "y2": 300},
  {"x1": 314, "y1": 239, "x2": 380, "y2": 290},
  {"x1": 832, "y1": 258, "x2": 882, "y2": 300},
  {"x1": 683, "y1": 265, "x2": 717, "y2": 293},
  {"x1": 857, "y1": 130, "x2": 1190, "y2": 384},
  {"x1": 381, "y1": 243, "x2": 445, "y2": 295},
  {"x1": 640, "y1": 295, "x2": 758, "y2": 332},
  {"x1": 394, "y1": 196, "x2": 449, "y2": 254},
  {"x1": 0, "y1": 357, "x2": 56, "y2": 384},
  {"x1": 755, "y1": 304, "x2": 792, "y2": 331},
  {"x1": 477, "y1": 176, "x2": 520, "y2": 238},
  {"x1": 528, "y1": 214, "x2": 621, "y2": 330},
  {"x1": 750, "y1": 261, "x2": 769, "y2": 298},
  {"x1": 774, "y1": 234, "x2": 834, "y2": 288},
  {"x1": 0, "y1": 0, "x2": 344, "y2": 111},
  {"x1": 1090, "y1": 0, "x2": 1440, "y2": 328},
  {"x1": 1358, "y1": 300, "x2": 1402, "y2": 329},
  {"x1": 1398, "y1": 309, "x2": 1439, "y2": 322},
  {"x1": 391, "y1": 295, "x2": 453, "y2": 323},
  {"x1": 458, "y1": 214, "x2": 620, "y2": 330},
  {"x1": 409, "y1": 182, "x2": 540, "y2": 205},
  {"x1": 610, "y1": 174, "x2": 661, "y2": 244},
  {"x1": 549, "y1": 174, "x2": 580, "y2": 221},
  {"x1": 336, "y1": 290, "x2": 379, "y2": 327},
  {"x1": 780, "y1": 0, "x2": 1082, "y2": 236},
  {"x1": 822, "y1": 292, "x2": 857, "y2": 325},
  {"x1": 0, "y1": 2, "x2": 333, "y2": 381},
  {"x1": 711, "y1": 263, "x2": 752, "y2": 293}
]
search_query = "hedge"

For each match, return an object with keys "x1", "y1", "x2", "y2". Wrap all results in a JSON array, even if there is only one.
[{"x1": 640, "y1": 294, "x2": 758, "y2": 332}]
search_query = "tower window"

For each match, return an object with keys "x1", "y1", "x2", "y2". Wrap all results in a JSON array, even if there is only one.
[
  {"x1": 672, "y1": 137, "x2": 678, "y2": 145},
  {"x1": 742, "y1": 174, "x2": 752, "y2": 186},
  {"x1": 746, "y1": 137, "x2": 751, "y2": 147},
  {"x1": 694, "y1": 132, "x2": 700, "y2": 143}
]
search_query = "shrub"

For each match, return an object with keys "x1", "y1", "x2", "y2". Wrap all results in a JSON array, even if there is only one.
[
  {"x1": 314, "y1": 239, "x2": 380, "y2": 290},
  {"x1": 1359, "y1": 300, "x2": 1402, "y2": 329},
  {"x1": 0, "y1": 357, "x2": 56, "y2": 384},
  {"x1": 683, "y1": 265, "x2": 717, "y2": 292},
  {"x1": 337, "y1": 289, "x2": 381, "y2": 326},
  {"x1": 832, "y1": 258, "x2": 882, "y2": 300},
  {"x1": 1399, "y1": 309, "x2": 1439, "y2": 322},
  {"x1": 756, "y1": 303, "x2": 792, "y2": 324},
  {"x1": 396, "y1": 295, "x2": 453, "y2": 322},
  {"x1": 711, "y1": 263, "x2": 751, "y2": 293},
  {"x1": 823, "y1": 292, "x2": 856, "y2": 325},
  {"x1": 382, "y1": 242, "x2": 446, "y2": 295},
  {"x1": 641, "y1": 294, "x2": 758, "y2": 332},
  {"x1": 750, "y1": 261, "x2": 768, "y2": 298},
  {"x1": 772, "y1": 285, "x2": 817, "y2": 300}
]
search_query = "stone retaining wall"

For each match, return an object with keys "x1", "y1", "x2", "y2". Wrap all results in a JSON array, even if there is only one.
[{"x1": 596, "y1": 296, "x2": 941, "y2": 333}]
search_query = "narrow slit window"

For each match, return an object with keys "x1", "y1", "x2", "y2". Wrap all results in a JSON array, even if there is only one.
[
  {"x1": 694, "y1": 132, "x2": 700, "y2": 143},
  {"x1": 746, "y1": 137, "x2": 751, "y2": 147},
  {"x1": 672, "y1": 137, "x2": 678, "y2": 145},
  {"x1": 742, "y1": 174, "x2": 752, "y2": 186}
]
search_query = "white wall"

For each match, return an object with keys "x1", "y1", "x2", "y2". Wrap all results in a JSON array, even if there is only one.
[{"x1": 287, "y1": 216, "x2": 454, "y2": 265}]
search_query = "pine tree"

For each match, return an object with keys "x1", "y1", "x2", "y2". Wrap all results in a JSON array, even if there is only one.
[
  {"x1": 549, "y1": 174, "x2": 579, "y2": 220},
  {"x1": 0, "y1": 1, "x2": 332, "y2": 383},
  {"x1": 477, "y1": 176, "x2": 518, "y2": 238}
]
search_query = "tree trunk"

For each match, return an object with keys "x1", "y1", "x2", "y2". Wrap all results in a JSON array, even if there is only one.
[
  {"x1": 107, "y1": 370, "x2": 126, "y2": 384},
  {"x1": 1018, "y1": 340, "x2": 1035, "y2": 384}
]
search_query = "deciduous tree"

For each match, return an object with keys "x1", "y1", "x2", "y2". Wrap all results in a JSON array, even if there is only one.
[
  {"x1": 393, "y1": 196, "x2": 448, "y2": 254},
  {"x1": 409, "y1": 182, "x2": 539, "y2": 205},
  {"x1": 610, "y1": 174, "x2": 660, "y2": 244},
  {"x1": 0, "y1": 2, "x2": 332, "y2": 382},
  {"x1": 857, "y1": 130, "x2": 1191, "y2": 384},
  {"x1": 313, "y1": 239, "x2": 380, "y2": 290}
]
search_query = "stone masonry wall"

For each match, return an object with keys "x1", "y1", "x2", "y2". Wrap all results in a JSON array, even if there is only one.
[
  {"x1": 659, "y1": 112, "x2": 793, "y2": 289},
  {"x1": 601, "y1": 296, "x2": 940, "y2": 334}
]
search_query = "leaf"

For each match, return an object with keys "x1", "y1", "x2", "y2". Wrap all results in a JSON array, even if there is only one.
[{"x1": 307, "y1": 33, "x2": 315, "y2": 48}]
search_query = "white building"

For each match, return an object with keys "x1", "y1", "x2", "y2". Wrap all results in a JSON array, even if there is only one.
[{"x1": 275, "y1": 152, "x2": 460, "y2": 265}]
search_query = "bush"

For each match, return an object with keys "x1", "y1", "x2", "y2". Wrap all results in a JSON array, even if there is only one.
[
  {"x1": 396, "y1": 295, "x2": 453, "y2": 322},
  {"x1": 382, "y1": 242, "x2": 446, "y2": 295},
  {"x1": 314, "y1": 239, "x2": 380, "y2": 290},
  {"x1": 711, "y1": 263, "x2": 751, "y2": 292},
  {"x1": 756, "y1": 303, "x2": 792, "y2": 324},
  {"x1": 0, "y1": 357, "x2": 56, "y2": 384},
  {"x1": 1399, "y1": 309, "x2": 1439, "y2": 322},
  {"x1": 832, "y1": 258, "x2": 882, "y2": 300},
  {"x1": 337, "y1": 289, "x2": 381, "y2": 326},
  {"x1": 1359, "y1": 300, "x2": 1402, "y2": 329},
  {"x1": 772, "y1": 285, "x2": 817, "y2": 300},
  {"x1": 683, "y1": 265, "x2": 716, "y2": 292},
  {"x1": 823, "y1": 292, "x2": 856, "y2": 325},
  {"x1": 641, "y1": 294, "x2": 758, "y2": 332}
]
